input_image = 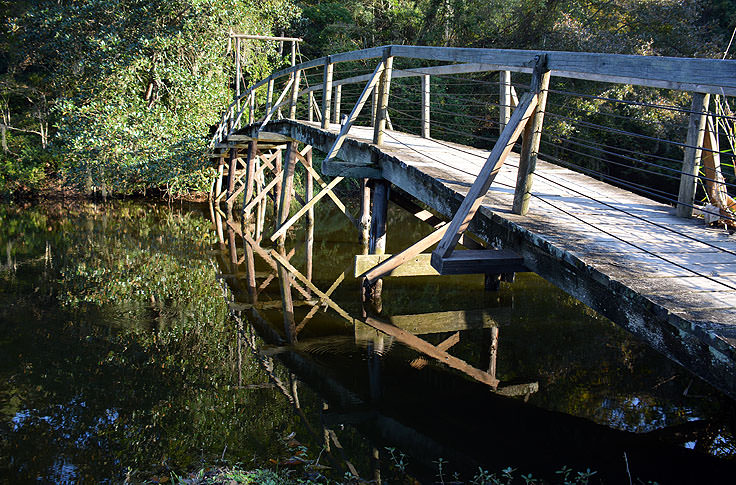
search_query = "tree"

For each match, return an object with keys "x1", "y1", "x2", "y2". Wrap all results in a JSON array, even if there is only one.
[{"x1": 1, "y1": 0, "x2": 301, "y2": 196}]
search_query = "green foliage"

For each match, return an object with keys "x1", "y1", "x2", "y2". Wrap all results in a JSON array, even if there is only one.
[{"x1": 1, "y1": 0, "x2": 301, "y2": 195}]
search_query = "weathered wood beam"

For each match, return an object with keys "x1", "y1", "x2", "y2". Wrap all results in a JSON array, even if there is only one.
[
  {"x1": 677, "y1": 93, "x2": 710, "y2": 218},
  {"x1": 421, "y1": 74, "x2": 430, "y2": 138},
  {"x1": 499, "y1": 71, "x2": 510, "y2": 134},
  {"x1": 433, "y1": 249, "x2": 527, "y2": 275},
  {"x1": 410, "y1": 332, "x2": 460, "y2": 369},
  {"x1": 374, "y1": 49, "x2": 394, "y2": 146},
  {"x1": 355, "y1": 253, "x2": 439, "y2": 278},
  {"x1": 268, "y1": 249, "x2": 499, "y2": 388},
  {"x1": 432, "y1": 91, "x2": 538, "y2": 260},
  {"x1": 363, "y1": 225, "x2": 447, "y2": 283},
  {"x1": 289, "y1": 69, "x2": 302, "y2": 119},
  {"x1": 270, "y1": 176, "x2": 343, "y2": 242},
  {"x1": 259, "y1": 77, "x2": 293, "y2": 130},
  {"x1": 323, "y1": 60, "x2": 385, "y2": 165},
  {"x1": 512, "y1": 55, "x2": 551, "y2": 215},
  {"x1": 322, "y1": 58, "x2": 333, "y2": 129}
]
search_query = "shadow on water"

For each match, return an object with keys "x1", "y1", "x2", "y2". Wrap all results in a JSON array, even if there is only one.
[{"x1": 1, "y1": 199, "x2": 736, "y2": 482}]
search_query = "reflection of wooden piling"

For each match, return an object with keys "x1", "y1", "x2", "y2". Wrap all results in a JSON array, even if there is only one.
[
  {"x1": 488, "y1": 326, "x2": 499, "y2": 377},
  {"x1": 244, "y1": 240, "x2": 257, "y2": 304},
  {"x1": 278, "y1": 247, "x2": 297, "y2": 343}
]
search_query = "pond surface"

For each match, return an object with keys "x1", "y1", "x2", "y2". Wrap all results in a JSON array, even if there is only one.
[{"x1": 1, "y1": 199, "x2": 736, "y2": 483}]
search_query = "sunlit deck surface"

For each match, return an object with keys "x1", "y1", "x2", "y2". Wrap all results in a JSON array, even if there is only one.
[{"x1": 261, "y1": 119, "x2": 736, "y2": 396}]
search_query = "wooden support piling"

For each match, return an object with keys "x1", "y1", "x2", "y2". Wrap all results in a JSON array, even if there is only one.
[
  {"x1": 367, "y1": 180, "x2": 390, "y2": 303},
  {"x1": 277, "y1": 142, "x2": 298, "y2": 246},
  {"x1": 226, "y1": 146, "x2": 238, "y2": 210},
  {"x1": 305, "y1": 146, "x2": 314, "y2": 292},
  {"x1": 215, "y1": 151, "x2": 226, "y2": 200},
  {"x1": 242, "y1": 141, "x2": 257, "y2": 217},
  {"x1": 677, "y1": 92, "x2": 710, "y2": 218}
]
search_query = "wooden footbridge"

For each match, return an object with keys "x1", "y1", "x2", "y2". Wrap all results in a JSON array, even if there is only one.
[{"x1": 208, "y1": 40, "x2": 736, "y2": 400}]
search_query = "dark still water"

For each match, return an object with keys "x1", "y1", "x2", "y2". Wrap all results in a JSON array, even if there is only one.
[{"x1": 1, "y1": 199, "x2": 735, "y2": 483}]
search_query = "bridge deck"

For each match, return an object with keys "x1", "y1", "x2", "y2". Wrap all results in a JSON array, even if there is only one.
[{"x1": 261, "y1": 119, "x2": 736, "y2": 397}]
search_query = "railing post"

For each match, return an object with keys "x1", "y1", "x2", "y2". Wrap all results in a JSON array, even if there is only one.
[
  {"x1": 499, "y1": 71, "x2": 511, "y2": 134},
  {"x1": 235, "y1": 38, "x2": 241, "y2": 112},
  {"x1": 371, "y1": 88, "x2": 378, "y2": 127},
  {"x1": 333, "y1": 85, "x2": 342, "y2": 124},
  {"x1": 308, "y1": 92, "x2": 314, "y2": 122},
  {"x1": 677, "y1": 92, "x2": 710, "y2": 218},
  {"x1": 265, "y1": 78, "x2": 274, "y2": 115},
  {"x1": 373, "y1": 48, "x2": 394, "y2": 146},
  {"x1": 289, "y1": 69, "x2": 302, "y2": 119},
  {"x1": 512, "y1": 55, "x2": 551, "y2": 215},
  {"x1": 322, "y1": 57, "x2": 333, "y2": 129},
  {"x1": 248, "y1": 93, "x2": 255, "y2": 126},
  {"x1": 421, "y1": 74, "x2": 430, "y2": 138}
]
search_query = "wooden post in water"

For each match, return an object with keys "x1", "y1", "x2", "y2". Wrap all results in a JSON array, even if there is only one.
[
  {"x1": 367, "y1": 180, "x2": 390, "y2": 306},
  {"x1": 333, "y1": 85, "x2": 342, "y2": 124},
  {"x1": 322, "y1": 58, "x2": 333, "y2": 129},
  {"x1": 242, "y1": 141, "x2": 258, "y2": 218},
  {"x1": 499, "y1": 71, "x2": 511, "y2": 134},
  {"x1": 215, "y1": 151, "x2": 226, "y2": 200},
  {"x1": 277, "y1": 142, "x2": 298, "y2": 342},
  {"x1": 677, "y1": 92, "x2": 710, "y2": 218},
  {"x1": 277, "y1": 142, "x2": 298, "y2": 247},
  {"x1": 421, "y1": 74, "x2": 430, "y2": 138},
  {"x1": 305, "y1": 146, "x2": 314, "y2": 295},
  {"x1": 512, "y1": 55, "x2": 550, "y2": 215},
  {"x1": 226, "y1": 146, "x2": 238, "y2": 213},
  {"x1": 274, "y1": 148, "x2": 283, "y2": 233}
]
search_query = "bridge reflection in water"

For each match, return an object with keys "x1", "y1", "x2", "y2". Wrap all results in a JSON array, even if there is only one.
[{"x1": 209, "y1": 202, "x2": 736, "y2": 483}]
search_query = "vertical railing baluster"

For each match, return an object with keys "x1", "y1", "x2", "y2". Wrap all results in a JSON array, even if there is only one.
[
  {"x1": 421, "y1": 74, "x2": 430, "y2": 138},
  {"x1": 333, "y1": 85, "x2": 342, "y2": 124},
  {"x1": 322, "y1": 57, "x2": 333, "y2": 129},
  {"x1": 289, "y1": 69, "x2": 302, "y2": 119},
  {"x1": 500, "y1": 71, "x2": 511, "y2": 134}
]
